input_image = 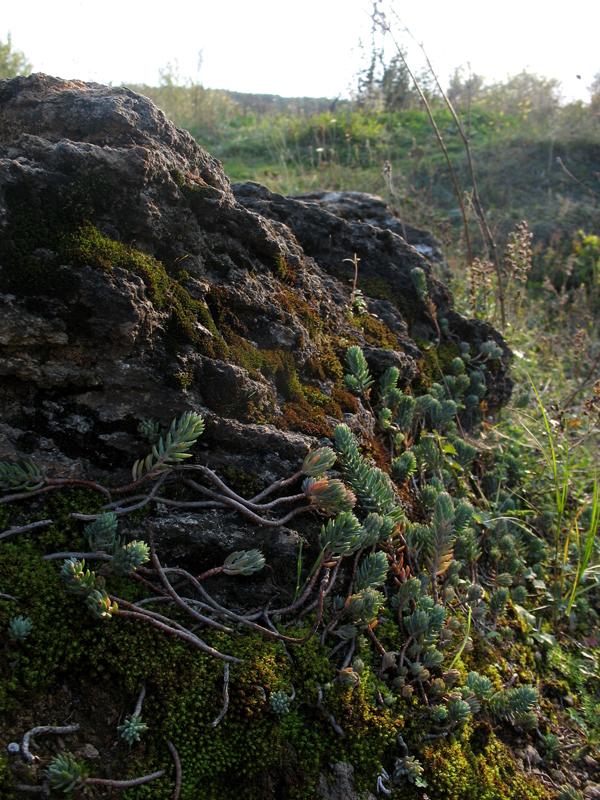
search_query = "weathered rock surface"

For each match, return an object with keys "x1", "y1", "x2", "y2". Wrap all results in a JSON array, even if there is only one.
[
  {"x1": 295, "y1": 189, "x2": 447, "y2": 267},
  {"x1": 0, "y1": 74, "x2": 511, "y2": 559}
]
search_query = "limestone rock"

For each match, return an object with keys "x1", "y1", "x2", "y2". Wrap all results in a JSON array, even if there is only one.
[{"x1": 0, "y1": 75, "x2": 510, "y2": 483}]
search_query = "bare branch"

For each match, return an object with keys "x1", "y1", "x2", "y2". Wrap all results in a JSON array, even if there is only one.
[
  {"x1": 21, "y1": 724, "x2": 80, "y2": 764},
  {"x1": 0, "y1": 519, "x2": 53, "y2": 541},
  {"x1": 211, "y1": 663, "x2": 230, "y2": 727},
  {"x1": 84, "y1": 770, "x2": 165, "y2": 789},
  {"x1": 167, "y1": 741, "x2": 182, "y2": 800}
]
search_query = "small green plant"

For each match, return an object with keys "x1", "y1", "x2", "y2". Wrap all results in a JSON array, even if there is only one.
[
  {"x1": 334, "y1": 423, "x2": 403, "y2": 520},
  {"x1": 269, "y1": 690, "x2": 292, "y2": 715},
  {"x1": 304, "y1": 477, "x2": 357, "y2": 515},
  {"x1": 112, "y1": 540, "x2": 151, "y2": 575},
  {"x1": 85, "y1": 512, "x2": 118, "y2": 551},
  {"x1": 8, "y1": 615, "x2": 33, "y2": 641},
  {"x1": 301, "y1": 446, "x2": 337, "y2": 477},
  {"x1": 489, "y1": 686, "x2": 538, "y2": 724},
  {"x1": 47, "y1": 752, "x2": 88, "y2": 793},
  {"x1": 138, "y1": 418, "x2": 161, "y2": 443},
  {"x1": 132, "y1": 410, "x2": 205, "y2": 479},
  {"x1": 355, "y1": 552, "x2": 389, "y2": 591},
  {"x1": 118, "y1": 714, "x2": 148, "y2": 746},
  {"x1": 222, "y1": 549, "x2": 266, "y2": 576},
  {"x1": 0, "y1": 459, "x2": 44, "y2": 492},
  {"x1": 393, "y1": 754, "x2": 427, "y2": 788},
  {"x1": 344, "y1": 345, "x2": 373, "y2": 397}
]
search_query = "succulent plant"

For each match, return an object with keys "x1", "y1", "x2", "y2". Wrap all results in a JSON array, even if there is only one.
[
  {"x1": 392, "y1": 451, "x2": 417, "y2": 484},
  {"x1": 0, "y1": 459, "x2": 44, "y2": 492},
  {"x1": 489, "y1": 686, "x2": 538, "y2": 723},
  {"x1": 223, "y1": 549, "x2": 265, "y2": 576},
  {"x1": 118, "y1": 713, "x2": 148, "y2": 745},
  {"x1": 269, "y1": 690, "x2": 292, "y2": 715},
  {"x1": 355, "y1": 552, "x2": 388, "y2": 591},
  {"x1": 319, "y1": 512, "x2": 363, "y2": 557},
  {"x1": 112, "y1": 540, "x2": 150, "y2": 575},
  {"x1": 334, "y1": 423, "x2": 403, "y2": 521},
  {"x1": 9, "y1": 615, "x2": 33, "y2": 642},
  {"x1": 61, "y1": 558, "x2": 99, "y2": 594},
  {"x1": 347, "y1": 588, "x2": 384, "y2": 625},
  {"x1": 304, "y1": 477, "x2": 356, "y2": 515},
  {"x1": 47, "y1": 752, "x2": 87, "y2": 793},
  {"x1": 86, "y1": 589, "x2": 118, "y2": 619},
  {"x1": 393, "y1": 754, "x2": 427, "y2": 788},
  {"x1": 132, "y1": 410, "x2": 205, "y2": 480},
  {"x1": 85, "y1": 512, "x2": 118, "y2": 551},
  {"x1": 344, "y1": 345, "x2": 373, "y2": 396},
  {"x1": 301, "y1": 447, "x2": 337, "y2": 477}
]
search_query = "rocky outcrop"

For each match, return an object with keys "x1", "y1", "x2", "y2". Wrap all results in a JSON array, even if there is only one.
[
  {"x1": 0, "y1": 74, "x2": 519, "y2": 800},
  {"x1": 0, "y1": 73, "x2": 510, "y2": 492}
]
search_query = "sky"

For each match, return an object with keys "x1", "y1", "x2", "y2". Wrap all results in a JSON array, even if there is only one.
[{"x1": 3, "y1": 0, "x2": 599, "y2": 102}]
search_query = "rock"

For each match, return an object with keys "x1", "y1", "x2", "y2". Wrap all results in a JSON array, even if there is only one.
[
  {"x1": 295, "y1": 189, "x2": 447, "y2": 270},
  {"x1": 318, "y1": 762, "x2": 377, "y2": 800},
  {"x1": 0, "y1": 74, "x2": 511, "y2": 575},
  {"x1": 78, "y1": 743, "x2": 100, "y2": 760}
]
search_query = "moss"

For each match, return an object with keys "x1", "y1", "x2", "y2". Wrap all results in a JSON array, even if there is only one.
[
  {"x1": 0, "y1": 197, "x2": 229, "y2": 356},
  {"x1": 212, "y1": 321, "x2": 345, "y2": 434},
  {"x1": 275, "y1": 252, "x2": 298, "y2": 284},
  {"x1": 0, "y1": 176, "x2": 113, "y2": 294},
  {"x1": 359, "y1": 276, "x2": 397, "y2": 303},
  {"x1": 0, "y1": 540, "x2": 95, "y2": 715},
  {"x1": 305, "y1": 341, "x2": 345, "y2": 383},
  {"x1": 173, "y1": 369, "x2": 195, "y2": 391},
  {"x1": 169, "y1": 169, "x2": 187, "y2": 189},
  {"x1": 0, "y1": 490, "x2": 399, "y2": 799},
  {"x1": 219, "y1": 466, "x2": 265, "y2": 499},
  {"x1": 331, "y1": 387, "x2": 360, "y2": 413},
  {"x1": 276, "y1": 402, "x2": 334, "y2": 438},
  {"x1": 358, "y1": 276, "x2": 419, "y2": 325},
  {"x1": 0, "y1": 505, "x2": 12, "y2": 530},
  {"x1": 349, "y1": 313, "x2": 400, "y2": 349},
  {"x1": 0, "y1": 752, "x2": 15, "y2": 800},
  {"x1": 421, "y1": 726, "x2": 549, "y2": 800},
  {"x1": 415, "y1": 340, "x2": 462, "y2": 392},
  {"x1": 181, "y1": 179, "x2": 223, "y2": 204}
]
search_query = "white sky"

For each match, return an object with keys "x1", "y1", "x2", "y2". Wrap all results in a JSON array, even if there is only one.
[{"x1": 3, "y1": 0, "x2": 599, "y2": 101}]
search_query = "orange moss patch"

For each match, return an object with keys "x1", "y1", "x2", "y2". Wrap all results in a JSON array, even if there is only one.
[{"x1": 276, "y1": 402, "x2": 334, "y2": 438}]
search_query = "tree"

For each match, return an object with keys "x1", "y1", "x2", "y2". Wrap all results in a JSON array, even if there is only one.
[
  {"x1": 590, "y1": 71, "x2": 600, "y2": 111},
  {"x1": 447, "y1": 66, "x2": 485, "y2": 111},
  {"x1": 0, "y1": 33, "x2": 32, "y2": 79},
  {"x1": 481, "y1": 70, "x2": 561, "y2": 121}
]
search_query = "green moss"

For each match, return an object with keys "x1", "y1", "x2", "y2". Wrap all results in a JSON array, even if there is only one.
[
  {"x1": 421, "y1": 727, "x2": 549, "y2": 800},
  {"x1": 0, "y1": 505, "x2": 12, "y2": 530},
  {"x1": 0, "y1": 752, "x2": 15, "y2": 800},
  {"x1": 62, "y1": 223, "x2": 229, "y2": 355},
  {"x1": 219, "y1": 466, "x2": 265, "y2": 498},
  {"x1": 169, "y1": 169, "x2": 187, "y2": 189},
  {"x1": 415, "y1": 341, "x2": 461, "y2": 391},
  {"x1": 0, "y1": 497, "x2": 402, "y2": 800},
  {"x1": 349, "y1": 313, "x2": 400, "y2": 349},
  {"x1": 358, "y1": 276, "x2": 419, "y2": 325},
  {"x1": 359, "y1": 276, "x2": 397, "y2": 303},
  {"x1": 275, "y1": 252, "x2": 298, "y2": 284},
  {"x1": 0, "y1": 541, "x2": 94, "y2": 715},
  {"x1": 174, "y1": 369, "x2": 195, "y2": 391}
]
